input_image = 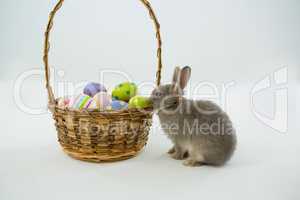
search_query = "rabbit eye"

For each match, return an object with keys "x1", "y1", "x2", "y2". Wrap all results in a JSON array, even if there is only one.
[{"x1": 155, "y1": 92, "x2": 162, "y2": 97}]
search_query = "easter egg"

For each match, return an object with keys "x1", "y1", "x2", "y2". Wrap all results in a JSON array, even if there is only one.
[
  {"x1": 83, "y1": 82, "x2": 107, "y2": 97},
  {"x1": 111, "y1": 100, "x2": 128, "y2": 110},
  {"x1": 57, "y1": 97, "x2": 70, "y2": 108},
  {"x1": 128, "y1": 96, "x2": 152, "y2": 109},
  {"x1": 89, "y1": 92, "x2": 111, "y2": 110},
  {"x1": 69, "y1": 94, "x2": 93, "y2": 109},
  {"x1": 67, "y1": 96, "x2": 77, "y2": 108},
  {"x1": 112, "y1": 82, "x2": 137, "y2": 102}
]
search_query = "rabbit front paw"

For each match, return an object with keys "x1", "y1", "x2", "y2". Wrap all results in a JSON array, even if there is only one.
[
  {"x1": 167, "y1": 146, "x2": 176, "y2": 154},
  {"x1": 171, "y1": 152, "x2": 185, "y2": 160},
  {"x1": 170, "y1": 148, "x2": 188, "y2": 160}
]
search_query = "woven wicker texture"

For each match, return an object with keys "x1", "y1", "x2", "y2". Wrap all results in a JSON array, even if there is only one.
[{"x1": 43, "y1": 0, "x2": 163, "y2": 162}]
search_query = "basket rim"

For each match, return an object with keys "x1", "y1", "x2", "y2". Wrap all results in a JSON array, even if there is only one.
[{"x1": 52, "y1": 99, "x2": 153, "y2": 115}]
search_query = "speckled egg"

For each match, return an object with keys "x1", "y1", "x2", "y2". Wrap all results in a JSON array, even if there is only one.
[
  {"x1": 112, "y1": 82, "x2": 137, "y2": 102},
  {"x1": 83, "y1": 82, "x2": 107, "y2": 97},
  {"x1": 128, "y1": 96, "x2": 152, "y2": 109}
]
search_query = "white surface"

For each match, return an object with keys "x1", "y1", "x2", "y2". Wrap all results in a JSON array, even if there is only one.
[
  {"x1": 1, "y1": 80, "x2": 300, "y2": 200},
  {"x1": 1, "y1": 0, "x2": 300, "y2": 199}
]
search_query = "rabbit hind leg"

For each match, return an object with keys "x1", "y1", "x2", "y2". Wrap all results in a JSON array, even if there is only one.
[{"x1": 183, "y1": 151, "x2": 205, "y2": 167}]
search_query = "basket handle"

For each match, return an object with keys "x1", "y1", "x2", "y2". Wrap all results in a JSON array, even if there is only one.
[{"x1": 43, "y1": 0, "x2": 163, "y2": 106}]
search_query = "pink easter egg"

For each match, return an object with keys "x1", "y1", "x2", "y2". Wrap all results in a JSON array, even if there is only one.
[
  {"x1": 68, "y1": 94, "x2": 81, "y2": 108},
  {"x1": 64, "y1": 98, "x2": 70, "y2": 106},
  {"x1": 57, "y1": 97, "x2": 71, "y2": 108}
]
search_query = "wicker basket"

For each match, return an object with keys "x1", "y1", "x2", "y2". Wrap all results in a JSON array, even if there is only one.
[{"x1": 43, "y1": 0, "x2": 163, "y2": 162}]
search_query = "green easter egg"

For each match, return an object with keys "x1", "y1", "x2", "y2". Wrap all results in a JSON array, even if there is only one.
[
  {"x1": 128, "y1": 96, "x2": 152, "y2": 109},
  {"x1": 112, "y1": 82, "x2": 137, "y2": 102}
]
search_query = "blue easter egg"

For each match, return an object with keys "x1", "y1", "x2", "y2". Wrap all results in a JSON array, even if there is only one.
[
  {"x1": 83, "y1": 82, "x2": 107, "y2": 97},
  {"x1": 111, "y1": 100, "x2": 128, "y2": 110}
]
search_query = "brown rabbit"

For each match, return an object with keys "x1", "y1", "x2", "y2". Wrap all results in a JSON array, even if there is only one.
[{"x1": 150, "y1": 66, "x2": 237, "y2": 167}]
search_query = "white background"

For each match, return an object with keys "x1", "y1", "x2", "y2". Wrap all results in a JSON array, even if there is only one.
[{"x1": 1, "y1": 0, "x2": 300, "y2": 199}]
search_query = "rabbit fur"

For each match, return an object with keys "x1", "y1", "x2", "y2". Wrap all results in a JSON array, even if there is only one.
[{"x1": 150, "y1": 66, "x2": 237, "y2": 167}]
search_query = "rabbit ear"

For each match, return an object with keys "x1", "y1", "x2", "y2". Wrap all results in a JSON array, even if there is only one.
[
  {"x1": 179, "y1": 66, "x2": 191, "y2": 90},
  {"x1": 172, "y1": 66, "x2": 181, "y2": 84}
]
